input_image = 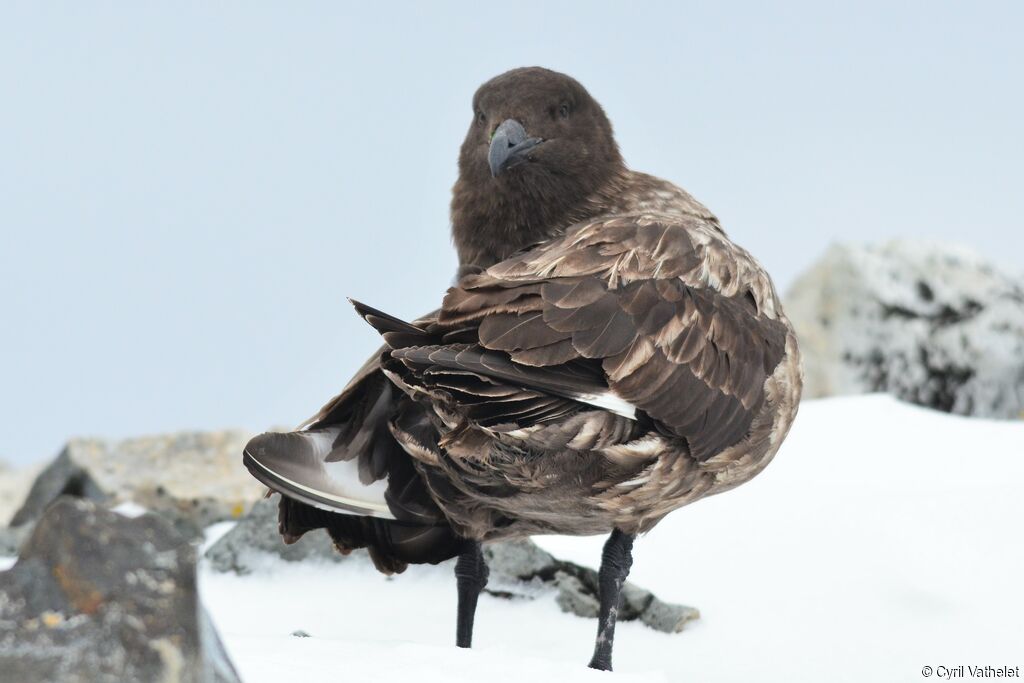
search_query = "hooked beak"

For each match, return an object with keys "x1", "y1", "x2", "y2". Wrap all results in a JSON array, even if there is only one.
[{"x1": 488, "y1": 119, "x2": 543, "y2": 177}]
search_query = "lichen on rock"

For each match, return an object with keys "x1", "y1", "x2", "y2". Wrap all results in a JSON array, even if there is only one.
[{"x1": 0, "y1": 497, "x2": 240, "y2": 683}]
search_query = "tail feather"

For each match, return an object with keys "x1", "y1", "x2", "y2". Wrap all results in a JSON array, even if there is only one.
[
  {"x1": 349, "y1": 298, "x2": 433, "y2": 348},
  {"x1": 243, "y1": 359, "x2": 467, "y2": 574},
  {"x1": 243, "y1": 430, "x2": 395, "y2": 519}
]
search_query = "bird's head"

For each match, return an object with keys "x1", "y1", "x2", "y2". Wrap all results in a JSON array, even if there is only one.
[
  {"x1": 465, "y1": 67, "x2": 621, "y2": 182},
  {"x1": 451, "y1": 67, "x2": 625, "y2": 269}
]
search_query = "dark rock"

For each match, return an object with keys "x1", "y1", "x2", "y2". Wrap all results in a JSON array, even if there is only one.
[
  {"x1": 204, "y1": 496, "x2": 354, "y2": 573},
  {"x1": 484, "y1": 539, "x2": 699, "y2": 633},
  {"x1": 9, "y1": 449, "x2": 107, "y2": 527},
  {"x1": 9, "y1": 432, "x2": 263, "y2": 541},
  {"x1": 0, "y1": 497, "x2": 240, "y2": 683}
]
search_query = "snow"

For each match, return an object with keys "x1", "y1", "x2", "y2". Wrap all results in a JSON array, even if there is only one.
[
  {"x1": 111, "y1": 500, "x2": 148, "y2": 518},
  {"x1": 198, "y1": 395, "x2": 1024, "y2": 681},
  {"x1": 3, "y1": 395, "x2": 1021, "y2": 680},
  {"x1": 201, "y1": 520, "x2": 238, "y2": 555}
]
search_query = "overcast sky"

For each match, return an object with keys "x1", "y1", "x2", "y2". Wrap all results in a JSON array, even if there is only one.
[{"x1": 1, "y1": 2, "x2": 1021, "y2": 465}]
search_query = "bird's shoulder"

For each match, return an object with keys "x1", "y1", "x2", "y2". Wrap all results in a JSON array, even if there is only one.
[
  {"x1": 453, "y1": 204, "x2": 780, "y2": 323},
  {"x1": 603, "y1": 171, "x2": 719, "y2": 226}
]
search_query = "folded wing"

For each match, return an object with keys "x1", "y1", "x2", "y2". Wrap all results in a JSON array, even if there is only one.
[{"x1": 437, "y1": 213, "x2": 789, "y2": 460}]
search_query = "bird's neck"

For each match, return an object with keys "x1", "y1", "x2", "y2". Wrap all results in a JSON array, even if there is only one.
[{"x1": 451, "y1": 168, "x2": 632, "y2": 273}]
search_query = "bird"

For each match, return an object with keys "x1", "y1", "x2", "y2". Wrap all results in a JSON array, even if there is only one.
[{"x1": 242, "y1": 66, "x2": 802, "y2": 671}]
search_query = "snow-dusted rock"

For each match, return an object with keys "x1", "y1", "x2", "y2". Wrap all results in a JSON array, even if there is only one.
[
  {"x1": 785, "y1": 240, "x2": 1024, "y2": 418},
  {"x1": 206, "y1": 496, "x2": 699, "y2": 633},
  {"x1": 0, "y1": 497, "x2": 239, "y2": 683},
  {"x1": 9, "y1": 431, "x2": 264, "y2": 540}
]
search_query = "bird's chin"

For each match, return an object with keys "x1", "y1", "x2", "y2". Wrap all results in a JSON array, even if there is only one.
[
  {"x1": 493, "y1": 148, "x2": 548, "y2": 181},
  {"x1": 494, "y1": 156, "x2": 533, "y2": 177}
]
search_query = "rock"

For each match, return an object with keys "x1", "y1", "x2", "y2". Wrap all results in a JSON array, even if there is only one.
[
  {"x1": 9, "y1": 431, "x2": 264, "y2": 540},
  {"x1": 0, "y1": 461, "x2": 44, "y2": 527},
  {"x1": 484, "y1": 539, "x2": 699, "y2": 633},
  {"x1": 640, "y1": 597, "x2": 701, "y2": 633},
  {"x1": 0, "y1": 525, "x2": 30, "y2": 557},
  {"x1": 207, "y1": 498, "x2": 699, "y2": 633},
  {"x1": 204, "y1": 496, "x2": 352, "y2": 573},
  {"x1": 786, "y1": 240, "x2": 1024, "y2": 418},
  {"x1": 0, "y1": 497, "x2": 240, "y2": 683},
  {"x1": 552, "y1": 573, "x2": 599, "y2": 617},
  {"x1": 484, "y1": 536, "x2": 557, "y2": 578}
]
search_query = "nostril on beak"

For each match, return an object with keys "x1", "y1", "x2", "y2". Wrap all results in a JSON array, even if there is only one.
[
  {"x1": 488, "y1": 119, "x2": 543, "y2": 177},
  {"x1": 496, "y1": 120, "x2": 527, "y2": 145}
]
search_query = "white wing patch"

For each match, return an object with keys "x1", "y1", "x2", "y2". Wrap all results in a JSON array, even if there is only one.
[{"x1": 579, "y1": 391, "x2": 638, "y2": 419}]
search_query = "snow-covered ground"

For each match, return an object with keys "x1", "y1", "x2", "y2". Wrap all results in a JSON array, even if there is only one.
[
  {"x1": 4, "y1": 395, "x2": 1021, "y2": 680},
  {"x1": 196, "y1": 395, "x2": 1024, "y2": 681}
]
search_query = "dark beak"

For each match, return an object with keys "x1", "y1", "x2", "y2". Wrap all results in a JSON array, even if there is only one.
[{"x1": 488, "y1": 119, "x2": 543, "y2": 177}]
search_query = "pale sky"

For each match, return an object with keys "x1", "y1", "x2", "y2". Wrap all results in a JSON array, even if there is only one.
[{"x1": 1, "y1": 2, "x2": 1021, "y2": 465}]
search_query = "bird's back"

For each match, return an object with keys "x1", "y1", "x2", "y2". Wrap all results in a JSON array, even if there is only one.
[{"x1": 244, "y1": 171, "x2": 802, "y2": 570}]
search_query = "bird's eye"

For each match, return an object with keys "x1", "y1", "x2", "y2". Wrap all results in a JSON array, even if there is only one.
[
  {"x1": 476, "y1": 110, "x2": 486, "y2": 125},
  {"x1": 558, "y1": 104, "x2": 571, "y2": 120}
]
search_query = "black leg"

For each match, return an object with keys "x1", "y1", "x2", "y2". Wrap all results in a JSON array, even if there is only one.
[
  {"x1": 588, "y1": 528, "x2": 635, "y2": 671},
  {"x1": 454, "y1": 541, "x2": 489, "y2": 648}
]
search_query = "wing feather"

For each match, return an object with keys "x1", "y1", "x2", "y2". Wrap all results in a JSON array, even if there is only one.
[{"x1": 435, "y1": 214, "x2": 788, "y2": 460}]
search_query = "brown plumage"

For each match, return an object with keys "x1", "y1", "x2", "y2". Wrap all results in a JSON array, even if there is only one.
[{"x1": 242, "y1": 66, "x2": 802, "y2": 670}]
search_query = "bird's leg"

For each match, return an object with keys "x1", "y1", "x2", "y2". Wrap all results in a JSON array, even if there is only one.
[
  {"x1": 454, "y1": 540, "x2": 489, "y2": 648},
  {"x1": 588, "y1": 528, "x2": 635, "y2": 671}
]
